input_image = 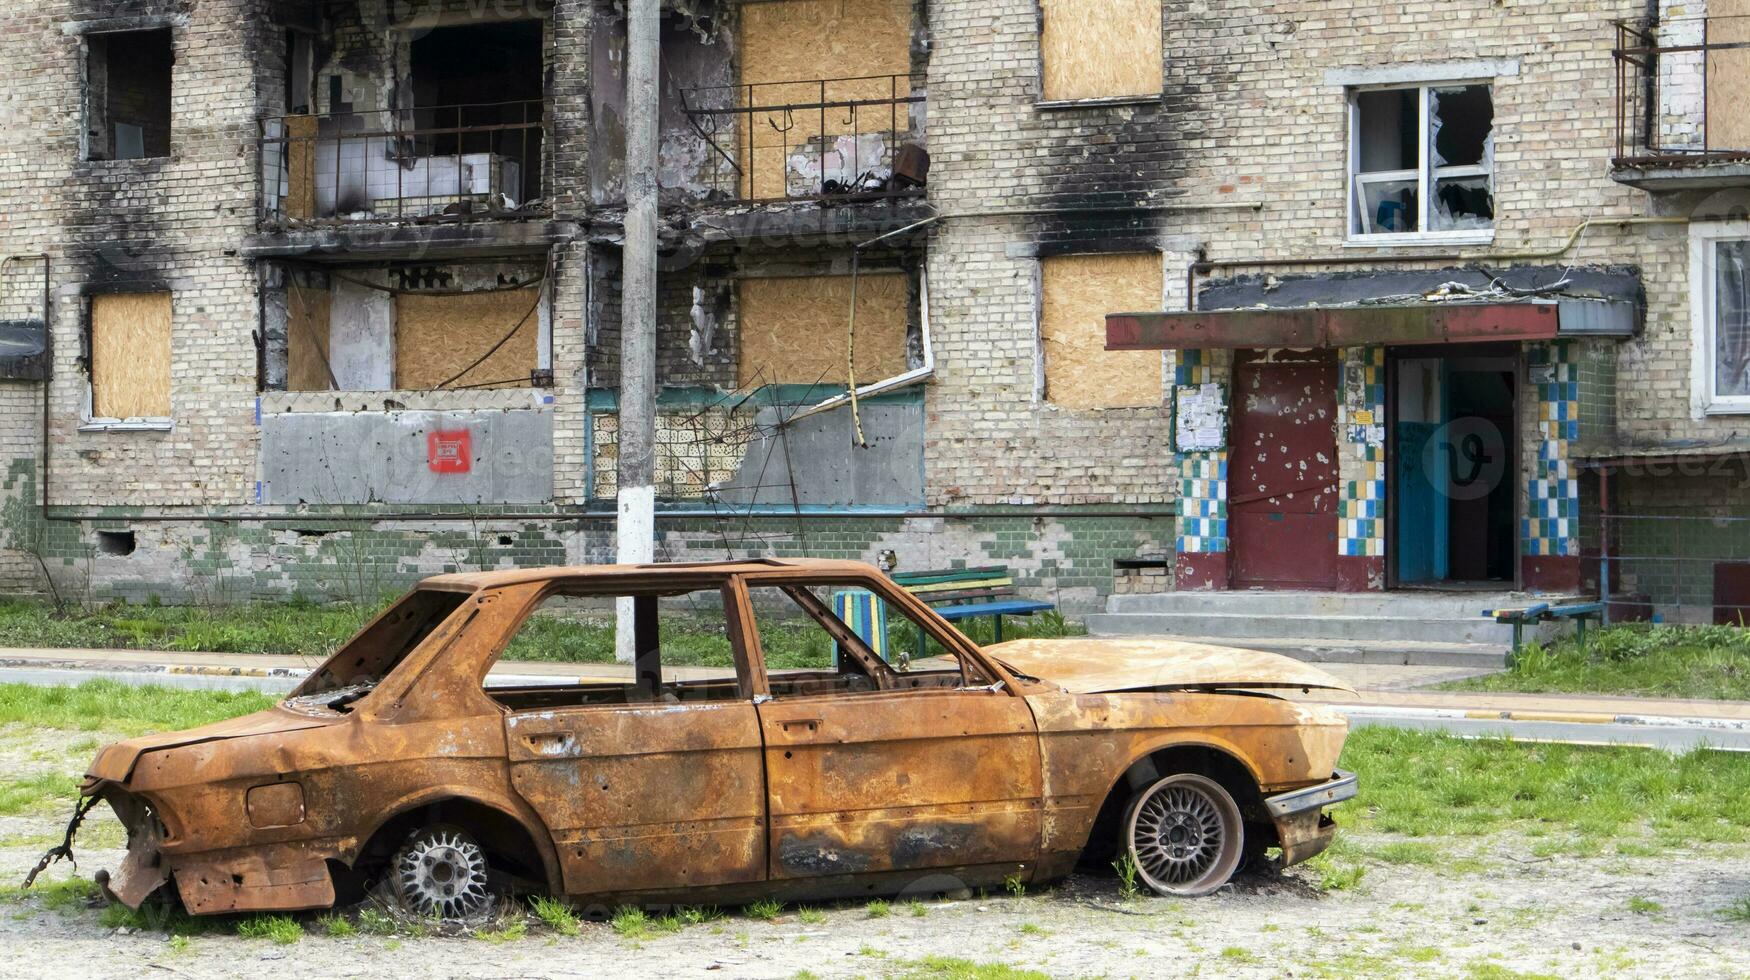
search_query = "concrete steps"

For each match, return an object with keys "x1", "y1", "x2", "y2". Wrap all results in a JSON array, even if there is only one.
[{"x1": 1087, "y1": 590, "x2": 1577, "y2": 669}]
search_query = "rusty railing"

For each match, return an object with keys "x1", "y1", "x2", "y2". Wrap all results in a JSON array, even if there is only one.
[
  {"x1": 1614, "y1": 15, "x2": 1750, "y2": 167},
  {"x1": 259, "y1": 100, "x2": 547, "y2": 226},
  {"x1": 679, "y1": 73, "x2": 927, "y2": 204}
]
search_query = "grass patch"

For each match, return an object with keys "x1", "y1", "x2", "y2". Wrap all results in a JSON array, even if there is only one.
[
  {"x1": 0, "y1": 596, "x2": 1084, "y2": 670},
  {"x1": 235, "y1": 914, "x2": 302, "y2": 944},
  {"x1": 797, "y1": 906, "x2": 827, "y2": 925},
  {"x1": 892, "y1": 956, "x2": 1053, "y2": 980},
  {"x1": 0, "y1": 680, "x2": 275, "y2": 736},
  {"x1": 1719, "y1": 896, "x2": 1750, "y2": 921},
  {"x1": 864, "y1": 899, "x2": 890, "y2": 919},
  {"x1": 0, "y1": 877, "x2": 99, "y2": 913},
  {"x1": 0, "y1": 771, "x2": 79, "y2": 816},
  {"x1": 1626, "y1": 896, "x2": 1663, "y2": 915},
  {"x1": 610, "y1": 906, "x2": 650, "y2": 939},
  {"x1": 476, "y1": 920, "x2": 528, "y2": 944},
  {"x1": 1446, "y1": 625, "x2": 1750, "y2": 700},
  {"x1": 745, "y1": 899, "x2": 783, "y2": 922},
  {"x1": 530, "y1": 896, "x2": 581, "y2": 936},
  {"x1": 1335, "y1": 726, "x2": 1750, "y2": 852}
]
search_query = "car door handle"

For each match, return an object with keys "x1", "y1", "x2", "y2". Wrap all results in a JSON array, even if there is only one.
[
  {"x1": 523, "y1": 731, "x2": 577, "y2": 754},
  {"x1": 780, "y1": 719, "x2": 822, "y2": 734}
]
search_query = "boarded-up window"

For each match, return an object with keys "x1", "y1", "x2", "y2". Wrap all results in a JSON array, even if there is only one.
[
  {"x1": 1040, "y1": 253, "x2": 1163, "y2": 409},
  {"x1": 738, "y1": 0, "x2": 913, "y2": 199},
  {"x1": 90, "y1": 292, "x2": 172, "y2": 419},
  {"x1": 1712, "y1": 0, "x2": 1750, "y2": 151},
  {"x1": 738, "y1": 274, "x2": 910, "y2": 388},
  {"x1": 1039, "y1": 0, "x2": 1162, "y2": 102},
  {"x1": 286, "y1": 284, "x2": 334, "y2": 391},
  {"x1": 394, "y1": 287, "x2": 542, "y2": 390}
]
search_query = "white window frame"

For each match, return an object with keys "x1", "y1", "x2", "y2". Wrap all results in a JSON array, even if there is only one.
[
  {"x1": 79, "y1": 292, "x2": 175, "y2": 433},
  {"x1": 1690, "y1": 221, "x2": 1750, "y2": 417},
  {"x1": 1346, "y1": 81, "x2": 1496, "y2": 248}
]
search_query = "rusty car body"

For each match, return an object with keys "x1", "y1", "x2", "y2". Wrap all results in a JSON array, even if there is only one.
[{"x1": 49, "y1": 559, "x2": 1356, "y2": 916}]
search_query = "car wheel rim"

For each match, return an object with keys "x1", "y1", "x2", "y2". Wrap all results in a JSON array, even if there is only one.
[
  {"x1": 395, "y1": 828, "x2": 491, "y2": 919},
  {"x1": 1127, "y1": 775, "x2": 1242, "y2": 897}
]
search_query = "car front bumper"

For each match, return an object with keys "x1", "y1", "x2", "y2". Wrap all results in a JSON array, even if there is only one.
[{"x1": 1264, "y1": 770, "x2": 1358, "y2": 866}]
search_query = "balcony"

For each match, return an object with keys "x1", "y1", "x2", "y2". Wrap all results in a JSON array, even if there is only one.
[
  {"x1": 1613, "y1": 15, "x2": 1750, "y2": 190},
  {"x1": 679, "y1": 73, "x2": 928, "y2": 206},
  {"x1": 259, "y1": 101, "x2": 548, "y2": 227}
]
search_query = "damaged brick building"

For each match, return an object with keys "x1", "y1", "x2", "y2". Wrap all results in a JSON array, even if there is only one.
[{"x1": 0, "y1": 0, "x2": 1746, "y2": 630}]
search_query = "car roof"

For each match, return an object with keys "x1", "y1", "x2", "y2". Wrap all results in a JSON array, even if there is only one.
[{"x1": 418, "y1": 557, "x2": 882, "y2": 590}]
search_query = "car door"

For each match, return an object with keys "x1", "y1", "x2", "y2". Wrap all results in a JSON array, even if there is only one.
[
  {"x1": 743, "y1": 575, "x2": 1043, "y2": 883},
  {"x1": 500, "y1": 583, "x2": 767, "y2": 896}
]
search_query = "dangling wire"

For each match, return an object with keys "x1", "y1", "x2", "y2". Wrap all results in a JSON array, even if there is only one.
[{"x1": 847, "y1": 249, "x2": 867, "y2": 447}]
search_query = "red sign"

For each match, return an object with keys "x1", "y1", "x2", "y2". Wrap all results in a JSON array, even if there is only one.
[{"x1": 427, "y1": 430, "x2": 472, "y2": 474}]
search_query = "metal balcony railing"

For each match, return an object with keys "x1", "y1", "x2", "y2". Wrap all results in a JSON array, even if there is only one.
[
  {"x1": 679, "y1": 73, "x2": 927, "y2": 204},
  {"x1": 259, "y1": 101, "x2": 547, "y2": 226},
  {"x1": 1614, "y1": 15, "x2": 1750, "y2": 167}
]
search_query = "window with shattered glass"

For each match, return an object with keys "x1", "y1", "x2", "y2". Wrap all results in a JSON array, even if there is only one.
[{"x1": 1350, "y1": 83, "x2": 1494, "y2": 239}]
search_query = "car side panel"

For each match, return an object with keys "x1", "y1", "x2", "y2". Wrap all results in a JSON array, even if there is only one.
[
  {"x1": 1024, "y1": 691, "x2": 1348, "y2": 874},
  {"x1": 506, "y1": 701, "x2": 768, "y2": 895}
]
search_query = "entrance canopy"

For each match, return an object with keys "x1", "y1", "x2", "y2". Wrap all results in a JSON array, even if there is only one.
[{"x1": 1105, "y1": 299, "x2": 1607, "y2": 351}]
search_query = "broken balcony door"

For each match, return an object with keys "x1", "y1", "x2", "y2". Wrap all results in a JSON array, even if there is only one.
[
  {"x1": 1392, "y1": 353, "x2": 1518, "y2": 587},
  {"x1": 1229, "y1": 349, "x2": 1341, "y2": 591}
]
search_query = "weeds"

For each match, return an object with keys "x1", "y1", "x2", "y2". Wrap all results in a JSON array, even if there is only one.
[
  {"x1": 865, "y1": 899, "x2": 890, "y2": 919},
  {"x1": 611, "y1": 906, "x2": 650, "y2": 939},
  {"x1": 798, "y1": 906, "x2": 827, "y2": 925},
  {"x1": 906, "y1": 898, "x2": 928, "y2": 917},
  {"x1": 1111, "y1": 851, "x2": 1141, "y2": 900},
  {"x1": 1626, "y1": 896, "x2": 1663, "y2": 915},
  {"x1": 356, "y1": 906, "x2": 398, "y2": 936},
  {"x1": 1002, "y1": 874, "x2": 1026, "y2": 897},
  {"x1": 476, "y1": 920, "x2": 528, "y2": 944},
  {"x1": 745, "y1": 899, "x2": 783, "y2": 922},
  {"x1": 235, "y1": 914, "x2": 303, "y2": 945},
  {"x1": 677, "y1": 905, "x2": 722, "y2": 926},
  {"x1": 530, "y1": 896, "x2": 581, "y2": 937},
  {"x1": 317, "y1": 913, "x2": 356, "y2": 937},
  {"x1": 1719, "y1": 896, "x2": 1750, "y2": 922}
]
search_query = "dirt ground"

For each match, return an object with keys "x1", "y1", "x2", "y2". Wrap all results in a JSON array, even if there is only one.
[{"x1": 2, "y1": 726, "x2": 1748, "y2": 979}]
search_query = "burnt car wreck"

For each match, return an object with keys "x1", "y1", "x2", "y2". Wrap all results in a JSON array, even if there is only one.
[{"x1": 31, "y1": 559, "x2": 1356, "y2": 917}]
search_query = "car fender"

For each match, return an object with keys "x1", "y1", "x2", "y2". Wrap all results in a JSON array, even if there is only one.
[{"x1": 354, "y1": 785, "x2": 563, "y2": 894}]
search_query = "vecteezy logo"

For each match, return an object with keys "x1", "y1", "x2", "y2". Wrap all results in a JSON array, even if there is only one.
[{"x1": 1426, "y1": 417, "x2": 1507, "y2": 502}]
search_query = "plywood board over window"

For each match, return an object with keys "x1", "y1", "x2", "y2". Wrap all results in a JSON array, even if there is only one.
[
  {"x1": 286, "y1": 284, "x2": 334, "y2": 391},
  {"x1": 1711, "y1": 0, "x2": 1750, "y2": 151},
  {"x1": 395, "y1": 286, "x2": 542, "y2": 390},
  {"x1": 738, "y1": 0, "x2": 914, "y2": 200},
  {"x1": 737, "y1": 273, "x2": 911, "y2": 388},
  {"x1": 1039, "y1": 0, "x2": 1163, "y2": 102},
  {"x1": 90, "y1": 292, "x2": 172, "y2": 419},
  {"x1": 1040, "y1": 253, "x2": 1164, "y2": 410}
]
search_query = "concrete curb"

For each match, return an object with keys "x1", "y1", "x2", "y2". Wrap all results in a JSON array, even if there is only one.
[{"x1": 1334, "y1": 703, "x2": 1750, "y2": 733}]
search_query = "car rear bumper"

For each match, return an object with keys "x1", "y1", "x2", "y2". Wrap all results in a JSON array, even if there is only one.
[{"x1": 1265, "y1": 770, "x2": 1357, "y2": 867}]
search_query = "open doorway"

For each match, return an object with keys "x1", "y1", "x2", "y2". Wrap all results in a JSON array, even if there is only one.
[
  {"x1": 1390, "y1": 347, "x2": 1518, "y2": 588},
  {"x1": 408, "y1": 20, "x2": 545, "y2": 205}
]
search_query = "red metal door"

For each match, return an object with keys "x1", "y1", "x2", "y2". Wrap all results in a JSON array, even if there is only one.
[{"x1": 1230, "y1": 349, "x2": 1340, "y2": 590}]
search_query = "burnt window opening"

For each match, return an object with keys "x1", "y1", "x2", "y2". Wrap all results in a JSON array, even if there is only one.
[
  {"x1": 408, "y1": 20, "x2": 546, "y2": 206},
  {"x1": 1351, "y1": 83, "x2": 1494, "y2": 238},
  {"x1": 95, "y1": 530, "x2": 137, "y2": 557},
  {"x1": 86, "y1": 29, "x2": 173, "y2": 161}
]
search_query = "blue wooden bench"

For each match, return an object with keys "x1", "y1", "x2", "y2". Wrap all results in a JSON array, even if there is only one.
[
  {"x1": 1484, "y1": 600, "x2": 1605, "y2": 665},
  {"x1": 890, "y1": 565, "x2": 1055, "y2": 649}
]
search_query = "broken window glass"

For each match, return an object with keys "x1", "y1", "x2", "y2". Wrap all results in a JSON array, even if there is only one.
[
  {"x1": 1716, "y1": 240, "x2": 1750, "y2": 399},
  {"x1": 1429, "y1": 85, "x2": 1494, "y2": 232},
  {"x1": 1350, "y1": 83, "x2": 1494, "y2": 237}
]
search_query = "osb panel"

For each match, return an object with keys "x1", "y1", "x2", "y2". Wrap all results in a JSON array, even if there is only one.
[
  {"x1": 395, "y1": 287, "x2": 540, "y2": 390},
  {"x1": 284, "y1": 114, "x2": 318, "y2": 220},
  {"x1": 739, "y1": 0, "x2": 913, "y2": 200},
  {"x1": 91, "y1": 292, "x2": 172, "y2": 420},
  {"x1": 737, "y1": 273, "x2": 910, "y2": 388},
  {"x1": 1040, "y1": 0, "x2": 1163, "y2": 102},
  {"x1": 1041, "y1": 253, "x2": 1163, "y2": 410},
  {"x1": 1711, "y1": 0, "x2": 1750, "y2": 150},
  {"x1": 286, "y1": 284, "x2": 333, "y2": 391}
]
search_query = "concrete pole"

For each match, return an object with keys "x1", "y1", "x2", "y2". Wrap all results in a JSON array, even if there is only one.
[{"x1": 615, "y1": 0, "x2": 660, "y2": 663}]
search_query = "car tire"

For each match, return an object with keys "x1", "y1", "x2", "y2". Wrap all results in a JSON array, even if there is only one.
[
  {"x1": 1122, "y1": 773, "x2": 1244, "y2": 898},
  {"x1": 388, "y1": 823, "x2": 497, "y2": 921}
]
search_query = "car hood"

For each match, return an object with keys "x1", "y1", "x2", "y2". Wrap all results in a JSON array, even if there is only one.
[
  {"x1": 86, "y1": 707, "x2": 333, "y2": 785},
  {"x1": 986, "y1": 637, "x2": 1355, "y2": 695}
]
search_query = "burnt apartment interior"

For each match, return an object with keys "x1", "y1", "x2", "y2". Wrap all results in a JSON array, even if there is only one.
[{"x1": 86, "y1": 27, "x2": 174, "y2": 161}]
